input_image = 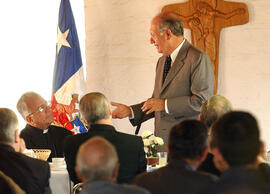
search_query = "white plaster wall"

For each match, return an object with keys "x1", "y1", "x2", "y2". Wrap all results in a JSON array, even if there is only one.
[{"x1": 84, "y1": 0, "x2": 270, "y2": 150}]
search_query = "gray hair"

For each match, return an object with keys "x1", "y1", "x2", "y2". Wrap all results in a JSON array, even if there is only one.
[
  {"x1": 156, "y1": 12, "x2": 184, "y2": 36},
  {"x1": 0, "y1": 108, "x2": 18, "y2": 143},
  {"x1": 79, "y1": 92, "x2": 110, "y2": 125},
  {"x1": 76, "y1": 137, "x2": 118, "y2": 181},
  {"x1": 16, "y1": 92, "x2": 42, "y2": 119},
  {"x1": 200, "y1": 95, "x2": 232, "y2": 129}
]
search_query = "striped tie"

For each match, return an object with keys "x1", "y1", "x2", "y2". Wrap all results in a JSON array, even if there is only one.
[{"x1": 162, "y1": 55, "x2": 171, "y2": 84}]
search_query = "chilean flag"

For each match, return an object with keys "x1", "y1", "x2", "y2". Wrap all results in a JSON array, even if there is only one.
[{"x1": 51, "y1": 0, "x2": 86, "y2": 134}]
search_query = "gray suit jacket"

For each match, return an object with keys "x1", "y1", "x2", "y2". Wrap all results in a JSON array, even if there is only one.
[{"x1": 130, "y1": 40, "x2": 214, "y2": 145}]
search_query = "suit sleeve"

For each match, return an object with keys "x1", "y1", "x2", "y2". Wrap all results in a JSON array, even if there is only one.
[
  {"x1": 167, "y1": 52, "x2": 214, "y2": 117},
  {"x1": 63, "y1": 136, "x2": 80, "y2": 184},
  {"x1": 136, "y1": 137, "x2": 147, "y2": 174}
]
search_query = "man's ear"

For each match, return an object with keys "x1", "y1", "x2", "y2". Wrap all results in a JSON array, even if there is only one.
[
  {"x1": 75, "y1": 166, "x2": 84, "y2": 183},
  {"x1": 166, "y1": 29, "x2": 172, "y2": 40},
  {"x1": 112, "y1": 162, "x2": 119, "y2": 184},
  {"x1": 166, "y1": 145, "x2": 169, "y2": 154},
  {"x1": 258, "y1": 140, "x2": 265, "y2": 161},
  {"x1": 211, "y1": 147, "x2": 229, "y2": 172},
  {"x1": 108, "y1": 104, "x2": 112, "y2": 117},
  {"x1": 198, "y1": 114, "x2": 202, "y2": 121},
  {"x1": 200, "y1": 146, "x2": 209, "y2": 162},
  {"x1": 25, "y1": 115, "x2": 32, "y2": 124},
  {"x1": 14, "y1": 129, "x2": 20, "y2": 144},
  {"x1": 259, "y1": 140, "x2": 265, "y2": 155}
]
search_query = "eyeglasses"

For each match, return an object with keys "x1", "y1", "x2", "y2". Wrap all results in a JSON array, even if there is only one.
[{"x1": 27, "y1": 102, "x2": 50, "y2": 117}]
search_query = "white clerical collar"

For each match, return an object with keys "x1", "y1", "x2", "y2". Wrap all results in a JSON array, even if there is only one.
[
  {"x1": 43, "y1": 129, "x2": 48, "y2": 134},
  {"x1": 170, "y1": 38, "x2": 185, "y2": 66}
]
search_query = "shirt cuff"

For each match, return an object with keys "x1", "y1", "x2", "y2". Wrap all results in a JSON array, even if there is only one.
[
  {"x1": 165, "y1": 99, "x2": 169, "y2": 113},
  {"x1": 129, "y1": 107, "x2": 135, "y2": 119}
]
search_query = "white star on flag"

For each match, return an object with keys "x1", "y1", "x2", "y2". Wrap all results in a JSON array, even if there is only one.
[
  {"x1": 57, "y1": 27, "x2": 71, "y2": 53},
  {"x1": 71, "y1": 124, "x2": 81, "y2": 135}
]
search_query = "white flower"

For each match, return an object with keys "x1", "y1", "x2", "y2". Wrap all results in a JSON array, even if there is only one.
[
  {"x1": 143, "y1": 139, "x2": 151, "y2": 146},
  {"x1": 154, "y1": 137, "x2": 164, "y2": 146},
  {"x1": 142, "y1": 130, "x2": 153, "y2": 139}
]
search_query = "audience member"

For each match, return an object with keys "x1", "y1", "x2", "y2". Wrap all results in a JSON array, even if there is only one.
[
  {"x1": 199, "y1": 94, "x2": 232, "y2": 129},
  {"x1": 17, "y1": 91, "x2": 72, "y2": 161},
  {"x1": 76, "y1": 137, "x2": 150, "y2": 194},
  {"x1": 201, "y1": 111, "x2": 270, "y2": 193},
  {"x1": 63, "y1": 92, "x2": 146, "y2": 184},
  {"x1": 133, "y1": 120, "x2": 218, "y2": 194},
  {"x1": 198, "y1": 94, "x2": 232, "y2": 176},
  {"x1": 0, "y1": 108, "x2": 51, "y2": 194}
]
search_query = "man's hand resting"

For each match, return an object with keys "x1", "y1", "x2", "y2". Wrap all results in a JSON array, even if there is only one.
[{"x1": 142, "y1": 98, "x2": 165, "y2": 114}]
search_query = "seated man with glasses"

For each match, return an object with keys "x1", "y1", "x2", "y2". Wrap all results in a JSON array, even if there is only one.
[{"x1": 17, "y1": 91, "x2": 72, "y2": 161}]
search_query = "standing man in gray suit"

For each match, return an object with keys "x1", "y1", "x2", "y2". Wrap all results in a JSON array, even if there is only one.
[{"x1": 112, "y1": 12, "x2": 214, "y2": 148}]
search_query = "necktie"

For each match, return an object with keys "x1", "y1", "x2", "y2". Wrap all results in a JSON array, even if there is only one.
[{"x1": 162, "y1": 55, "x2": 171, "y2": 84}]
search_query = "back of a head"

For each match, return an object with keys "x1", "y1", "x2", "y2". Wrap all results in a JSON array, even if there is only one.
[
  {"x1": 79, "y1": 92, "x2": 110, "y2": 125},
  {"x1": 0, "y1": 108, "x2": 18, "y2": 144},
  {"x1": 200, "y1": 95, "x2": 232, "y2": 129},
  {"x1": 169, "y1": 120, "x2": 208, "y2": 160},
  {"x1": 211, "y1": 111, "x2": 260, "y2": 166},
  {"x1": 76, "y1": 137, "x2": 118, "y2": 182},
  {"x1": 16, "y1": 91, "x2": 41, "y2": 119},
  {"x1": 154, "y1": 12, "x2": 184, "y2": 37}
]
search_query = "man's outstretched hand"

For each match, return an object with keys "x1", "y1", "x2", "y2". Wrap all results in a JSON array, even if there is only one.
[{"x1": 111, "y1": 102, "x2": 132, "y2": 119}]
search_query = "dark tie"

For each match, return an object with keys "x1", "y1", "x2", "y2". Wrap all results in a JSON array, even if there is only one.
[{"x1": 162, "y1": 55, "x2": 171, "y2": 84}]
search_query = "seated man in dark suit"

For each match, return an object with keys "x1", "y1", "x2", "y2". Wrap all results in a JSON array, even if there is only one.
[
  {"x1": 133, "y1": 120, "x2": 218, "y2": 194},
  {"x1": 198, "y1": 94, "x2": 232, "y2": 176},
  {"x1": 16, "y1": 91, "x2": 72, "y2": 161},
  {"x1": 76, "y1": 136, "x2": 150, "y2": 194},
  {"x1": 63, "y1": 92, "x2": 146, "y2": 184},
  {"x1": 201, "y1": 111, "x2": 270, "y2": 193},
  {"x1": 0, "y1": 108, "x2": 51, "y2": 194}
]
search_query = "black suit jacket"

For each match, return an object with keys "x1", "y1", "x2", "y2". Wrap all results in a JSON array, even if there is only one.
[
  {"x1": 200, "y1": 167, "x2": 270, "y2": 194},
  {"x1": 20, "y1": 124, "x2": 72, "y2": 161},
  {"x1": 63, "y1": 124, "x2": 147, "y2": 184},
  {"x1": 0, "y1": 144, "x2": 51, "y2": 194},
  {"x1": 134, "y1": 159, "x2": 218, "y2": 194}
]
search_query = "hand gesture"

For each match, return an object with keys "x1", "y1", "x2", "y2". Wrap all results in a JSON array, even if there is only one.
[
  {"x1": 142, "y1": 98, "x2": 165, "y2": 114},
  {"x1": 111, "y1": 102, "x2": 132, "y2": 119}
]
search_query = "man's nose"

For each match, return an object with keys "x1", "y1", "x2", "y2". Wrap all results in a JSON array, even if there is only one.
[{"x1": 150, "y1": 37, "x2": 155, "y2": 44}]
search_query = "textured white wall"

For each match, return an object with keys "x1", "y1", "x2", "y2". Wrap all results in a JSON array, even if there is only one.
[{"x1": 84, "y1": 0, "x2": 270, "y2": 150}]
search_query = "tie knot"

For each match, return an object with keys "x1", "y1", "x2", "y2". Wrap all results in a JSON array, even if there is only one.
[{"x1": 166, "y1": 56, "x2": 171, "y2": 64}]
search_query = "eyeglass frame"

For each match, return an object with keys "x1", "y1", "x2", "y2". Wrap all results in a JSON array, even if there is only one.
[{"x1": 27, "y1": 102, "x2": 50, "y2": 117}]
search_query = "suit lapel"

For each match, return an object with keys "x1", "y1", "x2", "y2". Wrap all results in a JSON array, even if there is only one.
[{"x1": 160, "y1": 40, "x2": 191, "y2": 95}]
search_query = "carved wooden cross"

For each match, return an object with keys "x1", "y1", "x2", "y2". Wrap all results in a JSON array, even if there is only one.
[{"x1": 162, "y1": 0, "x2": 249, "y2": 93}]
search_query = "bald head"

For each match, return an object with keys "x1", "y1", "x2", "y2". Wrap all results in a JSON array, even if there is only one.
[
  {"x1": 0, "y1": 108, "x2": 18, "y2": 144},
  {"x1": 76, "y1": 137, "x2": 118, "y2": 182},
  {"x1": 79, "y1": 92, "x2": 111, "y2": 125},
  {"x1": 200, "y1": 95, "x2": 232, "y2": 129}
]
